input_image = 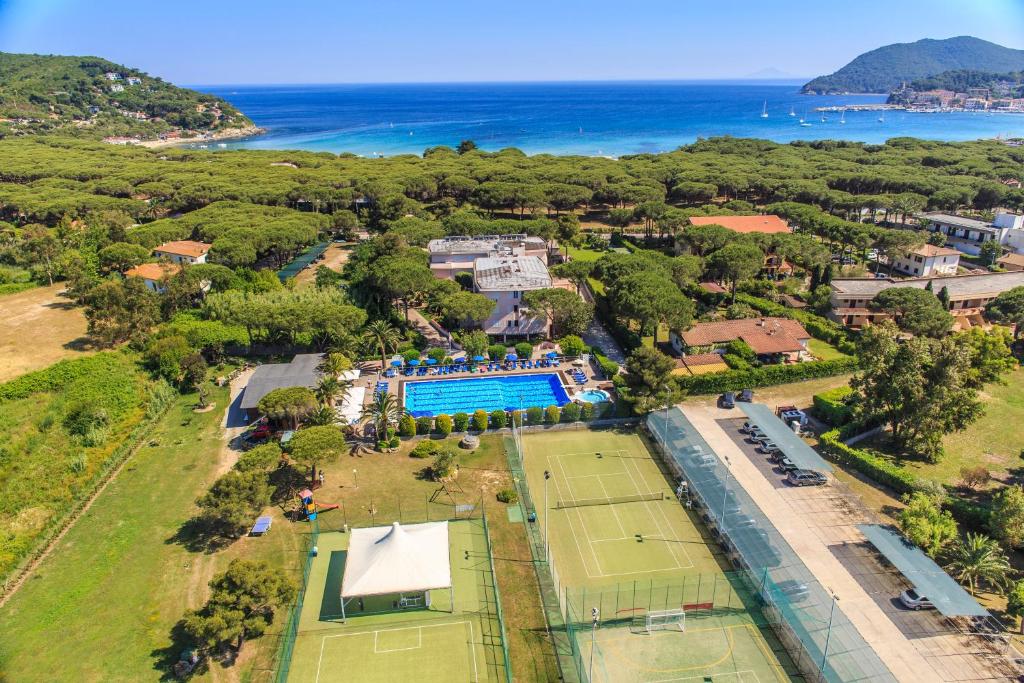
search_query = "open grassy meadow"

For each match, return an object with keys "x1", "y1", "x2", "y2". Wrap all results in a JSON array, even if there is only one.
[{"x1": 0, "y1": 284, "x2": 92, "y2": 383}]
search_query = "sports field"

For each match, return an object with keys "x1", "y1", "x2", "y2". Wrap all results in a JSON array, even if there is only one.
[
  {"x1": 520, "y1": 428, "x2": 800, "y2": 683},
  {"x1": 521, "y1": 428, "x2": 724, "y2": 586},
  {"x1": 285, "y1": 518, "x2": 508, "y2": 683}
]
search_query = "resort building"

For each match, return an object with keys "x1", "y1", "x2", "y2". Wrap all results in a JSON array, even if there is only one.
[
  {"x1": 688, "y1": 215, "x2": 791, "y2": 235},
  {"x1": 427, "y1": 234, "x2": 553, "y2": 280},
  {"x1": 473, "y1": 255, "x2": 552, "y2": 338},
  {"x1": 829, "y1": 271, "x2": 1024, "y2": 329},
  {"x1": 997, "y1": 253, "x2": 1024, "y2": 271},
  {"x1": 669, "y1": 317, "x2": 811, "y2": 364},
  {"x1": 889, "y1": 243, "x2": 960, "y2": 277},
  {"x1": 153, "y1": 240, "x2": 211, "y2": 265},
  {"x1": 238, "y1": 353, "x2": 362, "y2": 422},
  {"x1": 916, "y1": 210, "x2": 1024, "y2": 256},
  {"x1": 124, "y1": 262, "x2": 182, "y2": 293}
]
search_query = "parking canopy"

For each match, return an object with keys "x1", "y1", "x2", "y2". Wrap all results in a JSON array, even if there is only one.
[
  {"x1": 858, "y1": 524, "x2": 989, "y2": 617},
  {"x1": 738, "y1": 403, "x2": 832, "y2": 473}
]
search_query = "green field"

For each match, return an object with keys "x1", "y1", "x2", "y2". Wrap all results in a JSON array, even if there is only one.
[
  {"x1": 519, "y1": 428, "x2": 798, "y2": 683},
  {"x1": 284, "y1": 519, "x2": 507, "y2": 683}
]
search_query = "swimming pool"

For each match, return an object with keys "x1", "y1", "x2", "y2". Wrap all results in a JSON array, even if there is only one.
[
  {"x1": 404, "y1": 373, "x2": 570, "y2": 417},
  {"x1": 576, "y1": 389, "x2": 611, "y2": 403}
]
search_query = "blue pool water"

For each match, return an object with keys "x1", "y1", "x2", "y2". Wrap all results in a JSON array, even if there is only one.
[
  {"x1": 404, "y1": 373, "x2": 570, "y2": 417},
  {"x1": 576, "y1": 389, "x2": 610, "y2": 403}
]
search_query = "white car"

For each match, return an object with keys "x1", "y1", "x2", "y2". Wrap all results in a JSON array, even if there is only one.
[{"x1": 899, "y1": 589, "x2": 935, "y2": 610}]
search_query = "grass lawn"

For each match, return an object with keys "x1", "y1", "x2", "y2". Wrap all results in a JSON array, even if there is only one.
[
  {"x1": 0, "y1": 283, "x2": 92, "y2": 382},
  {"x1": 310, "y1": 434, "x2": 558, "y2": 683},
  {"x1": 807, "y1": 338, "x2": 851, "y2": 361},
  {"x1": 565, "y1": 245, "x2": 606, "y2": 263},
  {"x1": 0, "y1": 385, "x2": 303, "y2": 683}
]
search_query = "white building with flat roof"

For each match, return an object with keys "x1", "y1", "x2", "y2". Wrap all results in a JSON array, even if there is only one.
[
  {"x1": 918, "y1": 210, "x2": 1024, "y2": 256},
  {"x1": 473, "y1": 255, "x2": 552, "y2": 338},
  {"x1": 428, "y1": 234, "x2": 551, "y2": 279}
]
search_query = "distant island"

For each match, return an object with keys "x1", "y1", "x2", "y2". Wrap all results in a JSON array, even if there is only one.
[
  {"x1": 801, "y1": 36, "x2": 1024, "y2": 95},
  {"x1": 0, "y1": 52, "x2": 260, "y2": 145}
]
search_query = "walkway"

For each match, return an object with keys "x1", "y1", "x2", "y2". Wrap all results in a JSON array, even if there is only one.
[
  {"x1": 583, "y1": 318, "x2": 625, "y2": 364},
  {"x1": 408, "y1": 307, "x2": 451, "y2": 349}
]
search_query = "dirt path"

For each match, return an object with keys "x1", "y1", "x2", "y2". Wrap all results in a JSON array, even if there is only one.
[
  {"x1": 214, "y1": 367, "x2": 256, "y2": 478},
  {"x1": 0, "y1": 284, "x2": 92, "y2": 381},
  {"x1": 293, "y1": 243, "x2": 351, "y2": 288}
]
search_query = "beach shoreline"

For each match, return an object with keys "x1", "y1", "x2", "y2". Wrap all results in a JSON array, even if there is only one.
[{"x1": 134, "y1": 125, "x2": 265, "y2": 149}]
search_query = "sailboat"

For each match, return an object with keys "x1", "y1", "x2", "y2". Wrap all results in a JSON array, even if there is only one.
[
  {"x1": 820, "y1": 113, "x2": 827, "y2": 123},
  {"x1": 839, "y1": 109, "x2": 846, "y2": 124},
  {"x1": 760, "y1": 101, "x2": 769, "y2": 118},
  {"x1": 789, "y1": 106, "x2": 796, "y2": 117},
  {"x1": 878, "y1": 111, "x2": 885, "y2": 123},
  {"x1": 799, "y1": 110, "x2": 812, "y2": 127}
]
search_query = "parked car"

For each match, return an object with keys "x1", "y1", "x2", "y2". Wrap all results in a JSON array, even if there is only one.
[
  {"x1": 768, "y1": 450, "x2": 788, "y2": 464},
  {"x1": 748, "y1": 431, "x2": 771, "y2": 444},
  {"x1": 775, "y1": 580, "x2": 810, "y2": 603},
  {"x1": 719, "y1": 392, "x2": 736, "y2": 409},
  {"x1": 786, "y1": 470, "x2": 827, "y2": 486},
  {"x1": 758, "y1": 440, "x2": 781, "y2": 454},
  {"x1": 740, "y1": 421, "x2": 759, "y2": 434},
  {"x1": 738, "y1": 388, "x2": 754, "y2": 402},
  {"x1": 777, "y1": 456, "x2": 799, "y2": 472},
  {"x1": 898, "y1": 589, "x2": 935, "y2": 611}
]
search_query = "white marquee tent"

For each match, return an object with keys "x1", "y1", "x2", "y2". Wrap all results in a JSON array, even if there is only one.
[{"x1": 339, "y1": 521, "x2": 452, "y2": 621}]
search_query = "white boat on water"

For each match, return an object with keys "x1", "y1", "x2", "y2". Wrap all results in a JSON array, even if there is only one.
[
  {"x1": 761, "y1": 101, "x2": 768, "y2": 118},
  {"x1": 840, "y1": 110, "x2": 846, "y2": 124},
  {"x1": 799, "y1": 111, "x2": 812, "y2": 127},
  {"x1": 878, "y1": 112, "x2": 885, "y2": 123},
  {"x1": 789, "y1": 106, "x2": 796, "y2": 117}
]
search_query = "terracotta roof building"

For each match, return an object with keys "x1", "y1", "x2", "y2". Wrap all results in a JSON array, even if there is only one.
[
  {"x1": 125, "y1": 262, "x2": 182, "y2": 292},
  {"x1": 689, "y1": 215, "x2": 791, "y2": 235},
  {"x1": 153, "y1": 240, "x2": 211, "y2": 265},
  {"x1": 997, "y1": 253, "x2": 1024, "y2": 271},
  {"x1": 670, "y1": 317, "x2": 811, "y2": 363}
]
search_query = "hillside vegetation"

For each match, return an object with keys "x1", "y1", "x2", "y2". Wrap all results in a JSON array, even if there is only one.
[
  {"x1": 802, "y1": 36, "x2": 1024, "y2": 94},
  {"x1": 0, "y1": 52, "x2": 253, "y2": 139}
]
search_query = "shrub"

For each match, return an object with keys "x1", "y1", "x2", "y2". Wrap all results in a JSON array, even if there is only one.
[
  {"x1": 453, "y1": 412, "x2": 470, "y2": 432},
  {"x1": 490, "y1": 409, "x2": 507, "y2": 429},
  {"x1": 402, "y1": 348, "x2": 421, "y2": 363},
  {"x1": 487, "y1": 344, "x2": 507, "y2": 361},
  {"x1": 558, "y1": 335, "x2": 586, "y2": 357},
  {"x1": 388, "y1": 435, "x2": 400, "y2": 449},
  {"x1": 426, "y1": 347, "x2": 447, "y2": 363},
  {"x1": 675, "y1": 357, "x2": 858, "y2": 395},
  {"x1": 596, "y1": 355, "x2": 619, "y2": 378},
  {"x1": 416, "y1": 416, "x2": 433, "y2": 435},
  {"x1": 472, "y1": 409, "x2": 488, "y2": 432},
  {"x1": 960, "y1": 466, "x2": 991, "y2": 490},
  {"x1": 496, "y1": 488, "x2": 519, "y2": 504},
  {"x1": 431, "y1": 451, "x2": 456, "y2": 480},
  {"x1": 580, "y1": 401, "x2": 595, "y2": 421},
  {"x1": 545, "y1": 405, "x2": 561, "y2": 424},
  {"x1": 410, "y1": 440, "x2": 441, "y2": 459},
  {"x1": 235, "y1": 443, "x2": 283, "y2": 472},
  {"x1": 64, "y1": 402, "x2": 110, "y2": 438},
  {"x1": 813, "y1": 386, "x2": 854, "y2": 426},
  {"x1": 526, "y1": 405, "x2": 544, "y2": 425},
  {"x1": 510, "y1": 410, "x2": 524, "y2": 427},
  {"x1": 435, "y1": 413, "x2": 453, "y2": 435},
  {"x1": 398, "y1": 413, "x2": 417, "y2": 437},
  {"x1": 514, "y1": 342, "x2": 534, "y2": 359},
  {"x1": 562, "y1": 402, "x2": 581, "y2": 422}
]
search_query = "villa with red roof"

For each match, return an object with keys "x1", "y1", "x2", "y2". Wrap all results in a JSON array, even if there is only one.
[
  {"x1": 125, "y1": 262, "x2": 182, "y2": 293},
  {"x1": 688, "y1": 215, "x2": 791, "y2": 235},
  {"x1": 670, "y1": 317, "x2": 811, "y2": 364},
  {"x1": 153, "y1": 240, "x2": 211, "y2": 265}
]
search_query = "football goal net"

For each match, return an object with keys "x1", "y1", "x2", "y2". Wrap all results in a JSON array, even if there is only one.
[{"x1": 645, "y1": 608, "x2": 686, "y2": 633}]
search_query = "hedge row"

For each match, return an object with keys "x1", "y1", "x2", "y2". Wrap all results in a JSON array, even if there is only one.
[
  {"x1": 675, "y1": 357, "x2": 859, "y2": 395},
  {"x1": 818, "y1": 428, "x2": 992, "y2": 531},
  {"x1": 398, "y1": 402, "x2": 599, "y2": 437},
  {"x1": 812, "y1": 386, "x2": 854, "y2": 426}
]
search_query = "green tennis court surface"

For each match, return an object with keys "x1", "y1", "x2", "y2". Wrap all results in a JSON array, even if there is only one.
[
  {"x1": 521, "y1": 429, "x2": 723, "y2": 586},
  {"x1": 285, "y1": 519, "x2": 507, "y2": 683}
]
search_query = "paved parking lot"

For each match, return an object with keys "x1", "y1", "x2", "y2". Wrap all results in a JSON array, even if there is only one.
[{"x1": 718, "y1": 417, "x2": 790, "y2": 489}]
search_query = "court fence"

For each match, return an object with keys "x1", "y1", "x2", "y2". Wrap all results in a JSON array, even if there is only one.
[
  {"x1": 273, "y1": 518, "x2": 319, "y2": 683},
  {"x1": 482, "y1": 507, "x2": 514, "y2": 683},
  {"x1": 645, "y1": 408, "x2": 898, "y2": 683}
]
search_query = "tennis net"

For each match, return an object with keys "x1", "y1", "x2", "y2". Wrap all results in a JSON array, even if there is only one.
[{"x1": 555, "y1": 491, "x2": 664, "y2": 509}]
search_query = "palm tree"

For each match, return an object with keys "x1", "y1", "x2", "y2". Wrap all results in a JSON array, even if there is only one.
[
  {"x1": 315, "y1": 376, "x2": 352, "y2": 408},
  {"x1": 319, "y1": 352, "x2": 353, "y2": 378},
  {"x1": 305, "y1": 405, "x2": 337, "y2": 426},
  {"x1": 362, "y1": 391, "x2": 404, "y2": 442},
  {"x1": 364, "y1": 320, "x2": 401, "y2": 370},
  {"x1": 945, "y1": 533, "x2": 1014, "y2": 596}
]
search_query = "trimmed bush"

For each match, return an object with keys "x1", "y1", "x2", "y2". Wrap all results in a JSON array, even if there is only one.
[
  {"x1": 496, "y1": 488, "x2": 519, "y2": 504},
  {"x1": 526, "y1": 405, "x2": 544, "y2": 425},
  {"x1": 415, "y1": 416, "x2": 433, "y2": 435},
  {"x1": 402, "y1": 348, "x2": 421, "y2": 363},
  {"x1": 435, "y1": 413, "x2": 453, "y2": 435},
  {"x1": 487, "y1": 344, "x2": 507, "y2": 361},
  {"x1": 580, "y1": 401, "x2": 595, "y2": 421},
  {"x1": 490, "y1": 409, "x2": 507, "y2": 429},
  {"x1": 410, "y1": 440, "x2": 441, "y2": 459},
  {"x1": 813, "y1": 386, "x2": 854, "y2": 426},
  {"x1": 558, "y1": 335, "x2": 586, "y2": 357},
  {"x1": 472, "y1": 409, "x2": 489, "y2": 432},
  {"x1": 544, "y1": 405, "x2": 561, "y2": 424},
  {"x1": 675, "y1": 357, "x2": 858, "y2": 395},
  {"x1": 426, "y1": 347, "x2": 447, "y2": 363},
  {"x1": 388, "y1": 435, "x2": 400, "y2": 449},
  {"x1": 596, "y1": 354, "x2": 619, "y2": 378},
  {"x1": 818, "y1": 429, "x2": 918, "y2": 495},
  {"x1": 398, "y1": 413, "x2": 417, "y2": 437},
  {"x1": 561, "y1": 402, "x2": 581, "y2": 423},
  {"x1": 514, "y1": 342, "x2": 534, "y2": 359},
  {"x1": 453, "y1": 412, "x2": 470, "y2": 432}
]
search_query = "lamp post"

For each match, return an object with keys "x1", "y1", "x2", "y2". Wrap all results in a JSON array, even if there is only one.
[
  {"x1": 589, "y1": 607, "x2": 600, "y2": 683},
  {"x1": 543, "y1": 470, "x2": 551, "y2": 560},
  {"x1": 821, "y1": 590, "x2": 839, "y2": 674},
  {"x1": 353, "y1": 468, "x2": 358, "y2": 488}
]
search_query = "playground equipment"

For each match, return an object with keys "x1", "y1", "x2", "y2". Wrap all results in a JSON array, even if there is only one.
[{"x1": 298, "y1": 488, "x2": 340, "y2": 521}]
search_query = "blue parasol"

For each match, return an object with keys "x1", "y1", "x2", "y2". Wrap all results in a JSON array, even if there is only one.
[
  {"x1": 546, "y1": 351, "x2": 558, "y2": 358},
  {"x1": 390, "y1": 359, "x2": 403, "y2": 367},
  {"x1": 408, "y1": 359, "x2": 421, "y2": 366},
  {"x1": 472, "y1": 355, "x2": 486, "y2": 362},
  {"x1": 505, "y1": 353, "x2": 518, "y2": 361},
  {"x1": 426, "y1": 358, "x2": 438, "y2": 365}
]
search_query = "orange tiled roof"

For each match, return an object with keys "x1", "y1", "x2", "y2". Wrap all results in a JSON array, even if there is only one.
[
  {"x1": 125, "y1": 262, "x2": 181, "y2": 281},
  {"x1": 996, "y1": 253, "x2": 1024, "y2": 269},
  {"x1": 689, "y1": 215, "x2": 791, "y2": 234},
  {"x1": 153, "y1": 240, "x2": 211, "y2": 258},
  {"x1": 681, "y1": 317, "x2": 809, "y2": 354},
  {"x1": 910, "y1": 244, "x2": 960, "y2": 258}
]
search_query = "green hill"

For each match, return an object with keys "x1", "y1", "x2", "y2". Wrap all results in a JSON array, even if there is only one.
[
  {"x1": 0, "y1": 52, "x2": 254, "y2": 140},
  {"x1": 802, "y1": 36, "x2": 1024, "y2": 94}
]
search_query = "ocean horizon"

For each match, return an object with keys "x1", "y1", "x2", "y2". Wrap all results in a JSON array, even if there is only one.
[{"x1": 196, "y1": 81, "x2": 1024, "y2": 157}]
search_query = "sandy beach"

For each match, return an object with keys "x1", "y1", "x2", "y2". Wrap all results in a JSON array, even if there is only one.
[{"x1": 134, "y1": 125, "x2": 264, "y2": 149}]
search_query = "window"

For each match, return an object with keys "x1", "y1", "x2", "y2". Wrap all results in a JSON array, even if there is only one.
[{"x1": 513, "y1": 291, "x2": 520, "y2": 299}]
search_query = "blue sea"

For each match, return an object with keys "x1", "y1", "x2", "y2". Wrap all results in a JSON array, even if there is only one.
[{"x1": 197, "y1": 81, "x2": 1024, "y2": 157}]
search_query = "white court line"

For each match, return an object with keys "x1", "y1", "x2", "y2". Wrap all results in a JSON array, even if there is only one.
[
  {"x1": 620, "y1": 453, "x2": 692, "y2": 570},
  {"x1": 549, "y1": 454, "x2": 604, "y2": 576},
  {"x1": 645, "y1": 669, "x2": 759, "y2": 683},
  {"x1": 596, "y1": 474, "x2": 628, "y2": 538},
  {"x1": 315, "y1": 621, "x2": 474, "y2": 683},
  {"x1": 373, "y1": 625, "x2": 422, "y2": 653}
]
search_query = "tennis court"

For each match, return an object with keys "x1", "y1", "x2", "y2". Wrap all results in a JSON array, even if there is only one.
[
  {"x1": 284, "y1": 519, "x2": 508, "y2": 683},
  {"x1": 521, "y1": 429, "x2": 723, "y2": 586}
]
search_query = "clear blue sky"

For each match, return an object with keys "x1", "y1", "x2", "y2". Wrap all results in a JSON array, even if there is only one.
[{"x1": 1, "y1": 0, "x2": 1022, "y2": 84}]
